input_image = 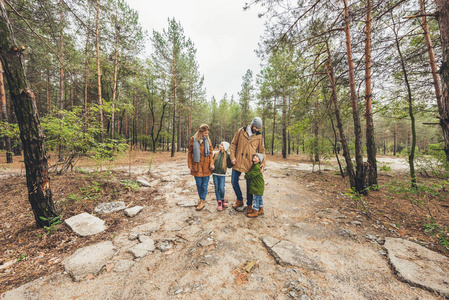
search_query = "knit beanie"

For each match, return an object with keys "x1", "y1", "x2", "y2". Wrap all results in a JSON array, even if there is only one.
[
  {"x1": 251, "y1": 117, "x2": 262, "y2": 128},
  {"x1": 253, "y1": 153, "x2": 264, "y2": 163},
  {"x1": 221, "y1": 141, "x2": 230, "y2": 152}
]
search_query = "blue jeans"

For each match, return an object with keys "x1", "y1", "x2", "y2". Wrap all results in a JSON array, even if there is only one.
[
  {"x1": 231, "y1": 169, "x2": 253, "y2": 206},
  {"x1": 252, "y1": 195, "x2": 263, "y2": 211},
  {"x1": 194, "y1": 176, "x2": 210, "y2": 200},
  {"x1": 213, "y1": 175, "x2": 225, "y2": 201}
]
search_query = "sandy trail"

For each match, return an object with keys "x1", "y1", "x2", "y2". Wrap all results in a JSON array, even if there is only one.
[{"x1": 2, "y1": 159, "x2": 438, "y2": 299}]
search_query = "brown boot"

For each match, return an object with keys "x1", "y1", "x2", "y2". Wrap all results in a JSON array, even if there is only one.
[
  {"x1": 246, "y1": 205, "x2": 254, "y2": 214},
  {"x1": 247, "y1": 209, "x2": 258, "y2": 218},
  {"x1": 258, "y1": 207, "x2": 264, "y2": 215},
  {"x1": 232, "y1": 200, "x2": 243, "y2": 209},
  {"x1": 196, "y1": 199, "x2": 205, "y2": 211}
]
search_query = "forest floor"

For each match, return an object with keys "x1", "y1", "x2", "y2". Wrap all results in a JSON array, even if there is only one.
[{"x1": 0, "y1": 151, "x2": 448, "y2": 299}]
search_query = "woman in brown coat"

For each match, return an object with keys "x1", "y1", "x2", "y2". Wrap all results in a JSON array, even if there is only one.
[{"x1": 188, "y1": 124, "x2": 213, "y2": 211}]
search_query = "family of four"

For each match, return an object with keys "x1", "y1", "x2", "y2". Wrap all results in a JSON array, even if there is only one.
[{"x1": 187, "y1": 117, "x2": 266, "y2": 218}]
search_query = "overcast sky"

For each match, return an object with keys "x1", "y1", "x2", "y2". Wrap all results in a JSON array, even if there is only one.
[{"x1": 126, "y1": 0, "x2": 265, "y2": 101}]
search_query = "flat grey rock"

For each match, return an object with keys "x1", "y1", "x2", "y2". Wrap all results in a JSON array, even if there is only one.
[
  {"x1": 136, "y1": 179, "x2": 152, "y2": 187},
  {"x1": 156, "y1": 241, "x2": 174, "y2": 252},
  {"x1": 62, "y1": 241, "x2": 115, "y2": 281},
  {"x1": 124, "y1": 206, "x2": 143, "y2": 217},
  {"x1": 198, "y1": 237, "x2": 214, "y2": 247},
  {"x1": 314, "y1": 208, "x2": 346, "y2": 220},
  {"x1": 235, "y1": 205, "x2": 246, "y2": 212},
  {"x1": 177, "y1": 199, "x2": 197, "y2": 207},
  {"x1": 113, "y1": 260, "x2": 135, "y2": 273},
  {"x1": 129, "y1": 222, "x2": 161, "y2": 240},
  {"x1": 94, "y1": 201, "x2": 126, "y2": 214},
  {"x1": 384, "y1": 237, "x2": 449, "y2": 297},
  {"x1": 65, "y1": 212, "x2": 106, "y2": 236},
  {"x1": 261, "y1": 236, "x2": 323, "y2": 272},
  {"x1": 127, "y1": 239, "x2": 155, "y2": 258}
]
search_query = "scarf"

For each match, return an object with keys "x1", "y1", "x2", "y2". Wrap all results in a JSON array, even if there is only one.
[
  {"x1": 246, "y1": 125, "x2": 253, "y2": 137},
  {"x1": 193, "y1": 137, "x2": 209, "y2": 163}
]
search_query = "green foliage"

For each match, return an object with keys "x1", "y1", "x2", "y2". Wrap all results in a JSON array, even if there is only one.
[
  {"x1": 40, "y1": 105, "x2": 128, "y2": 173},
  {"x1": 39, "y1": 216, "x2": 62, "y2": 235},
  {"x1": 80, "y1": 181, "x2": 103, "y2": 200},
  {"x1": 120, "y1": 179, "x2": 140, "y2": 191},
  {"x1": 378, "y1": 164, "x2": 391, "y2": 172},
  {"x1": 423, "y1": 218, "x2": 449, "y2": 249},
  {"x1": 0, "y1": 121, "x2": 19, "y2": 139},
  {"x1": 16, "y1": 254, "x2": 27, "y2": 262}
]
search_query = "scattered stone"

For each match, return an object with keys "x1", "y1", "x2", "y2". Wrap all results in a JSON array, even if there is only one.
[
  {"x1": 365, "y1": 235, "x2": 377, "y2": 242},
  {"x1": 138, "y1": 235, "x2": 151, "y2": 243},
  {"x1": 94, "y1": 201, "x2": 126, "y2": 214},
  {"x1": 0, "y1": 260, "x2": 16, "y2": 270},
  {"x1": 177, "y1": 199, "x2": 197, "y2": 207},
  {"x1": 198, "y1": 237, "x2": 214, "y2": 247},
  {"x1": 301, "y1": 295, "x2": 308, "y2": 300},
  {"x1": 174, "y1": 288, "x2": 183, "y2": 294},
  {"x1": 62, "y1": 241, "x2": 115, "y2": 282},
  {"x1": 384, "y1": 237, "x2": 449, "y2": 297},
  {"x1": 314, "y1": 208, "x2": 346, "y2": 220},
  {"x1": 292, "y1": 223, "x2": 308, "y2": 230},
  {"x1": 261, "y1": 236, "x2": 323, "y2": 272},
  {"x1": 65, "y1": 212, "x2": 106, "y2": 236},
  {"x1": 129, "y1": 222, "x2": 161, "y2": 240},
  {"x1": 127, "y1": 239, "x2": 155, "y2": 259},
  {"x1": 235, "y1": 205, "x2": 246, "y2": 212},
  {"x1": 289, "y1": 291, "x2": 296, "y2": 298},
  {"x1": 136, "y1": 179, "x2": 152, "y2": 187},
  {"x1": 124, "y1": 206, "x2": 143, "y2": 218},
  {"x1": 351, "y1": 221, "x2": 362, "y2": 226},
  {"x1": 156, "y1": 241, "x2": 173, "y2": 252},
  {"x1": 113, "y1": 260, "x2": 135, "y2": 273}
]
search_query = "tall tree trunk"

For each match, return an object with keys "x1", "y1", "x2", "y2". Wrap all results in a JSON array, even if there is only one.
[
  {"x1": 426, "y1": 0, "x2": 449, "y2": 163},
  {"x1": 46, "y1": 67, "x2": 51, "y2": 112},
  {"x1": 96, "y1": 0, "x2": 104, "y2": 142},
  {"x1": 0, "y1": 61, "x2": 12, "y2": 163},
  {"x1": 282, "y1": 87, "x2": 287, "y2": 159},
  {"x1": 0, "y1": 2, "x2": 58, "y2": 227},
  {"x1": 326, "y1": 42, "x2": 356, "y2": 189},
  {"x1": 111, "y1": 21, "x2": 119, "y2": 139},
  {"x1": 83, "y1": 7, "x2": 90, "y2": 111},
  {"x1": 272, "y1": 94, "x2": 276, "y2": 155},
  {"x1": 177, "y1": 107, "x2": 181, "y2": 152},
  {"x1": 59, "y1": 0, "x2": 64, "y2": 113},
  {"x1": 171, "y1": 48, "x2": 177, "y2": 157},
  {"x1": 314, "y1": 100, "x2": 319, "y2": 162},
  {"x1": 343, "y1": 0, "x2": 365, "y2": 193},
  {"x1": 393, "y1": 122, "x2": 397, "y2": 156},
  {"x1": 393, "y1": 17, "x2": 417, "y2": 188},
  {"x1": 365, "y1": 0, "x2": 377, "y2": 188}
]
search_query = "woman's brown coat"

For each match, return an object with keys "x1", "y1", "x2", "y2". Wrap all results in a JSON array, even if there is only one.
[{"x1": 188, "y1": 136, "x2": 213, "y2": 177}]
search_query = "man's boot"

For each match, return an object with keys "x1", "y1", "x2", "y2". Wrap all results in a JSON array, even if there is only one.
[
  {"x1": 232, "y1": 200, "x2": 243, "y2": 209},
  {"x1": 246, "y1": 205, "x2": 254, "y2": 214},
  {"x1": 196, "y1": 199, "x2": 205, "y2": 211},
  {"x1": 247, "y1": 209, "x2": 258, "y2": 218}
]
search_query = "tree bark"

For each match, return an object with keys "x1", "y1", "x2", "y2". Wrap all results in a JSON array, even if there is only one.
[
  {"x1": 282, "y1": 86, "x2": 287, "y2": 159},
  {"x1": 0, "y1": 1, "x2": 58, "y2": 227},
  {"x1": 0, "y1": 61, "x2": 12, "y2": 163},
  {"x1": 272, "y1": 94, "x2": 276, "y2": 155},
  {"x1": 393, "y1": 17, "x2": 417, "y2": 188},
  {"x1": 46, "y1": 67, "x2": 51, "y2": 112},
  {"x1": 432, "y1": 0, "x2": 449, "y2": 163},
  {"x1": 326, "y1": 42, "x2": 356, "y2": 189},
  {"x1": 343, "y1": 0, "x2": 365, "y2": 193},
  {"x1": 59, "y1": 0, "x2": 64, "y2": 112},
  {"x1": 171, "y1": 45, "x2": 177, "y2": 157},
  {"x1": 364, "y1": 0, "x2": 377, "y2": 188},
  {"x1": 96, "y1": 0, "x2": 104, "y2": 142}
]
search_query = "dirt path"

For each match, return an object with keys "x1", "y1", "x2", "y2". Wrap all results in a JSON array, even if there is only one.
[{"x1": 2, "y1": 159, "x2": 439, "y2": 299}]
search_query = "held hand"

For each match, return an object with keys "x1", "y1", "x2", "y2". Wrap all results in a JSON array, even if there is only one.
[
  {"x1": 189, "y1": 166, "x2": 192, "y2": 171},
  {"x1": 260, "y1": 166, "x2": 265, "y2": 173},
  {"x1": 231, "y1": 159, "x2": 237, "y2": 165},
  {"x1": 210, "y1": 165, "x2": 215, "y2": 170}
]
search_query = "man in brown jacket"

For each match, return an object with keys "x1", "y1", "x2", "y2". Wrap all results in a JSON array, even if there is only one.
[{"x1": 230, "y1": 117, "x2": 266, "y2": 213}]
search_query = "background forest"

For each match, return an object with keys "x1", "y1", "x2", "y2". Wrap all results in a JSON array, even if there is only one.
[{"x1": 1, "y1": 1, "x2": 449, "y2": 224}]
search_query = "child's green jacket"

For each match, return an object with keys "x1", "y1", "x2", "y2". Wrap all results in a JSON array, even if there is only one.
[{"x1": 244, "y1": 163, "x2": 264, "y2": 196}]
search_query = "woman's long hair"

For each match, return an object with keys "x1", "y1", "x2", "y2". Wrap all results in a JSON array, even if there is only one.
[{"x1": 194, "y1": 124, "x2": 210, "y2": 142}]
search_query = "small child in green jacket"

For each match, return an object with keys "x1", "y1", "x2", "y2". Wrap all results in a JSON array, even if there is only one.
[
  {"x1": 244, "y1": 153, "x2": 264, "y2": 218},
  {"x1": 211, "y1": 141, "x2": 233, "y2": 211}
]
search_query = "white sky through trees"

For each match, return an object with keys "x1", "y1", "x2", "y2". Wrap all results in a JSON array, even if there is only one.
[{"x1": 126, "y1": 0, "x2": 265, "y2": 101}]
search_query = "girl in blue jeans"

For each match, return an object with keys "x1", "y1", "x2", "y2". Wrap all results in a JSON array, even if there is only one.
[{"x1": 210, "y1": 141, "x2": 232, "y2": 211}]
